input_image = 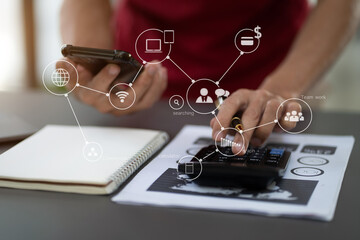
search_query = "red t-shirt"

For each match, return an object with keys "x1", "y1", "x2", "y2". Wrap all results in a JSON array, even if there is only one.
[{"x1": 114, "y1": 0, "x2": 309, "y2": 98}]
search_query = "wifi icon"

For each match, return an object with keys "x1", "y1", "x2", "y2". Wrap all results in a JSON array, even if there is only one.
[{"x1": 115, "y1": 91, "x2": 129, "y2": 103}]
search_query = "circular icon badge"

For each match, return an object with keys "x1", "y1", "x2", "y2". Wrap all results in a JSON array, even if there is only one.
[
  {"x1": 298, "y1": 156, "x2": 329, "y2": 166},
  {"x1": 291, "y1": 167, "x2": 324, "y2": 177},
  {"x1": 42, "y1": 59, "x2": 78, "y2": 96},
  {"x1": 276, "y1": 98, "x2": 313, "y2": 134},
  {"x1": 108, "y1": 83, "x2": 136, "y2": 110},
  {"x1": 177, "y1": 155, "x2": 203, "y2": 181},
  {"x1": 135, "y1": 28, "x2": 173, "y2": 64},
  {"x1": 83, "y1": 142, "x2": 103, "y2": 162},
  {"x1": 234, "y1": 26, "x2": 261, "y2": 54},
  {"x1": 214, "y1": 127, "x2": 245, "y2": 157},
  {"x1": 169, "y1": 95, "x2": 184, "y2": 110},
  {"x1": 186, "y1": 79, "x2": 221, "y2": 115}
]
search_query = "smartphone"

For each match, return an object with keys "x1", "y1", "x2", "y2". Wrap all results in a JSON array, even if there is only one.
[{"x1": 61, "y1": 44, "x2": 143, "y2": 85}]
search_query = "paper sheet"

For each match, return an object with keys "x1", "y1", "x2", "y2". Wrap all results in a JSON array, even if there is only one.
[{"x1": 112, "y1": 125, "x2": 355, "y2": 221}]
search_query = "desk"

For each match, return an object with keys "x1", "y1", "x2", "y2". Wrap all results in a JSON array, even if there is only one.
[{"x1": 0, "y1": 91, "x2": 359, "y2": 240}]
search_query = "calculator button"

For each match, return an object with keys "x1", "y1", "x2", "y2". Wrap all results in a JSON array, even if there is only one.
[
  {"x1": 249, "y1": 154, "x2": 261, "y2": 159},
  {"x1": 265, "y1": 159, "x2": 279, "y2": 166},
  {"x1": 245, "y1": 150, "x2": 253, "y2": 155},
  {"x1": 220, "y1": 147, "x2": 233, "y2": 155},
  {"x1": 268, "y1": 156, "x2": 279, "y2": 160},
  {"x1": 231, "y1": 156, "x2": 247, "y2": 162},
  {"x1": 253, "y1": 153, "x2": 264, "y2": 158},
  {"x1": 218, "y1": 156, "x2": 228, "y2": 162},
  {"x1": 269, "y1": 148, "x2": 284, "y2": 157},
  {"x1": 255, "y1": 148, "x2": 266, "y2": 153},
  {"x1": 248, "y1": 158, "x2": 261, "y2": 164},
  {"x1": 222, "y1": 156, "x2": 247, "y2": 162}
]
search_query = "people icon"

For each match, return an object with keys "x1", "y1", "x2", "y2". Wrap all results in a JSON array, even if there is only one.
[
  {"x1": 196, "y1": 88, "x2": 213, "y2": 103},
  {"x1": 284, "y1": 112, "x2": 291, "y2": 121},
  {"x1": 298, "y1": 112, "x2": 304, "y2": 121},
  {"x1": 284, "y1": 111, "x2": 305, "y2": 122},
  {"x1": 289, "y1": 111, "x2": 299, "y2": 122}
]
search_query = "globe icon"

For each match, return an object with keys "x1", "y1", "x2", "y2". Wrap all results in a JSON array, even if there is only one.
[{"x1": 51, "y1": 68, "x2": 70, "y2": 87}]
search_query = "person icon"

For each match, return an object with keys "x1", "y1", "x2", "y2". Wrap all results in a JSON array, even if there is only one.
[
  {"x1": 298, "y1": 112, "x2": 304, "y2": 121},
  {"x1": 284, "y1": 112, "x2": 291, "y2": 121},
  {"x1": 196, "y1": 88, "x2": 213, "y2": 103},
  {"x1": 289, "y1": 110, "x2": 299, "y2": 122}
]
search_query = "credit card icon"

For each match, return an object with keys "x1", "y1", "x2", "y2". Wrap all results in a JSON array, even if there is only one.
[{"x1": 241, "y1": 36, "x2": 254, "y2": 46}]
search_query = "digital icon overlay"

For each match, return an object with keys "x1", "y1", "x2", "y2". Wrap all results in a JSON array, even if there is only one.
[
  {"x1": 196, "y1": 88, "x2": 213, "y2": 103},
  {"x1": 83, "y1": 142, "x2": 103, "y2": 162},
  {"x1": 116, "y1": 91, "x2": 129, "y2": 103},
  {"x1": 51, "y1": 68, "x2": 70, "y2": 87},
  {"x1": 169, "y1": 95, "x2": 184, "y2": 110},
  {"x1": 42, "y1": 59, "x2": 78, "y2": 96},
  {"x1": 135, "y1": 28, "x2": 174, "y2": 64},
  {"x1": 43, "y1": 26, "x2": 313, "y2": 168},
  {"x1": 284, "y1": 111, "x2": 305, "y2": 122}
]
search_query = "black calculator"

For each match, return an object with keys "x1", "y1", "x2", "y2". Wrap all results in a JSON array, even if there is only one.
[{"x1": 177, "y1": 145, "x2": 291, "y2": 189}]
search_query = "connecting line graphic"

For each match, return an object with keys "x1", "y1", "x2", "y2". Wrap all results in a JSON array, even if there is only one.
[
  {"x1": 167, "y1": 56, "x2": 194, "y2": 82},
  {"x1": 76, "y1": 84, "x2": 108, "y2": 96},
  {"x1": 218, "y1": 52, "x2": 244, "y2": 83},
  {"x1": 212, "y1": 110, "x2": 279, "y2": 135},
  {"x1": 65, "y1": 95, "x2": 88, "y2": 143},
  {"x1": 76, "y1": 65, "x2": 143, "y2": 95},
  {"x1": 202, "y1": 150, "x2": 216, "y2": 160},
  {"x1": 212, "y1": 112, "x2": 224, "y2": 128},
  {"x1": 242, "y1": 119, "x2": 278, "y2": 133},
  {"x1": 131, "y1": 64, "x2": 144, "y2": 83}
]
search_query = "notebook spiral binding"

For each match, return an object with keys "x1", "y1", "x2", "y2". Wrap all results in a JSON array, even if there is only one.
[{"x1": 109, "y1": 133, "x2": 169, "y2": 185}]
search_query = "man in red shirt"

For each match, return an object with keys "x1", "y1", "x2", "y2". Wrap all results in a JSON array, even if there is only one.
[{"x1": 60, "y1": 0, "x2": 360, "y2": 154}]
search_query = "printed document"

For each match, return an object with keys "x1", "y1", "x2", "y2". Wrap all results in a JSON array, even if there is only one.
[{"x1": 112, "y1": 125, "x2": 354, "y2": 221}]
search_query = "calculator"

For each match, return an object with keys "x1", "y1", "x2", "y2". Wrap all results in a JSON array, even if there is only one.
[{"x1": 177, "y1": 145, "x2": 291, "y2": 189}]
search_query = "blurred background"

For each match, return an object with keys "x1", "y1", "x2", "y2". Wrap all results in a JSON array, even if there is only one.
[{"x1": 0, "y1": 0, "x2": 359, "y2": 112}]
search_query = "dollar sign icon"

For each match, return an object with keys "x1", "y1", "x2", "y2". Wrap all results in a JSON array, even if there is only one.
[{"x1": 254, "y1": 25, "x2": 262, "y2": 39}]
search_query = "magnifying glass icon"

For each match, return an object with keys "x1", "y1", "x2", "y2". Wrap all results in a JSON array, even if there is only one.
[{"x1": 169, "y1": 95, "x2": 184, "y2": 110}]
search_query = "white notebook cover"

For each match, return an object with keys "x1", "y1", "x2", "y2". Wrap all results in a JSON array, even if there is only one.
[{"x1": 0, "y1": 125, "x2": 168, "y2": 194}]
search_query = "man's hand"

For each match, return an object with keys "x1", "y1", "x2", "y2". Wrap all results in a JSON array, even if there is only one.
[
  {"x1": 62, "y1": 60, "x2": 167, "y2": 115},
  {"x1": 210, "y1": 89, "x2": 301, "y2": 155}
]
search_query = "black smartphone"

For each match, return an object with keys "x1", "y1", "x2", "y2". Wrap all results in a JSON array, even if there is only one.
[{"x1": 61, "y1": 44, "x2": 143, "y2": 85}]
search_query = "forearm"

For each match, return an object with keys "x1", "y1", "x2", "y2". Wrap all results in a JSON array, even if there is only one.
[
  {"x1": 261, "y1": 0, "x2": 360, "y2": 99},
  {"x1": 60, "y1": 0, "x2": 114, "y2": 48}
]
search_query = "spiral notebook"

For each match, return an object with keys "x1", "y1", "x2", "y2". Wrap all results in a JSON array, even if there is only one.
[{"x1": 0, "y1": 125, "x2": 168, "y2": 195}]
